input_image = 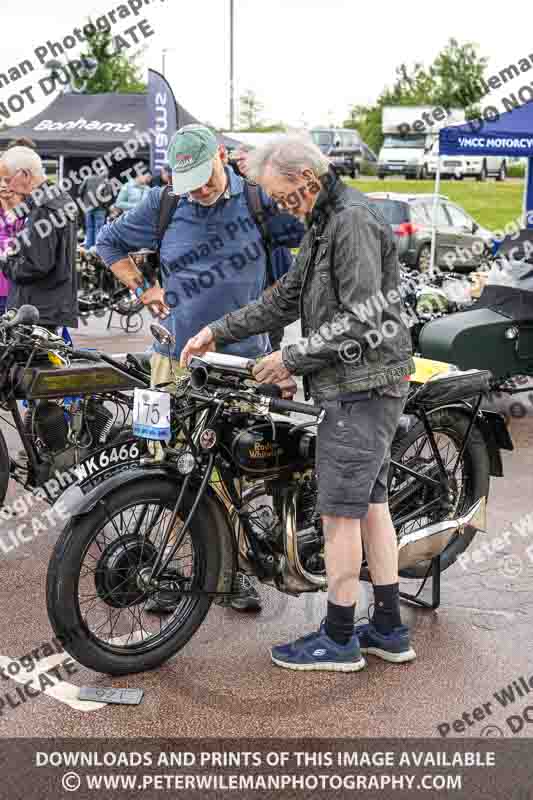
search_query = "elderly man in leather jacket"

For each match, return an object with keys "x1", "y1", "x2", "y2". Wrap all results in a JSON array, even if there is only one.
[
  {"x1": 181, "y1": 134, "x2": 416, "y2": 673},
  {"x1": 0, "y1": 146, "x2": 78, "y2": 331}
]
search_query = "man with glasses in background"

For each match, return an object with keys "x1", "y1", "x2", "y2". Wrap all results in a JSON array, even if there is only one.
[{"x1": 0, "y1": 146, "x2": 78, "y2": 333}]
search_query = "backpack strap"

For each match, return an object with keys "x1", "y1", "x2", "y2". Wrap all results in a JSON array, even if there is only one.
[
  {"x1": 157, "y1": 185, "x2": 179, "y2": 246},
  {"x1": 156, "y1": 186, "x2": 179, "y2": 280},
  {"x1": 243, "y1": 182, "x2": 275, "y2": 286}
]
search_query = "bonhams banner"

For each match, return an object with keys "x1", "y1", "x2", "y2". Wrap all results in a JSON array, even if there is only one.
[{"x1": 147, "y1": 69, "x2": 178, "y2": 175}]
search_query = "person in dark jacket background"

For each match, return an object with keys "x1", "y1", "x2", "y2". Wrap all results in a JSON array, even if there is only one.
[
  {"x1": 79, "y1": 168, "x2": 114, "y2": 249},
  {"x1": 0, "y1": 146, "x2": 78, "y2": 331}
]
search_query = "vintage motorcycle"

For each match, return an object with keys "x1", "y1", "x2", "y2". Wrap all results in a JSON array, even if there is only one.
[
  {"x1": 0, "y1": 305, "x2": 152, "y2": 507},
  {"x1": 418, "y1": 231, "x2": 533, "y2": 388},
  {"x1": 400, "y1": 268, "x2": 474, "y2": 352},
  {"x1": 46, "y1": 325, "x2": 511, "y2": 675},
  {"x1": 77, "y1": 246, "x2": 144, "y2": 333}
]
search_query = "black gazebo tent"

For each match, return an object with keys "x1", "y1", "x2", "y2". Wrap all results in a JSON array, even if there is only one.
[{"x1": 0, "y1": 92, "x2": 242, "y2": 161}]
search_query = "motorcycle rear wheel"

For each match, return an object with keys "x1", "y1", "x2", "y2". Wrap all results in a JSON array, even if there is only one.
[
  {"x1": 390, "y1": 407, "x2": 490, "y2": 579},
  {"x1": 46, "y1": 479, "x2": 220, "y2": 675}
]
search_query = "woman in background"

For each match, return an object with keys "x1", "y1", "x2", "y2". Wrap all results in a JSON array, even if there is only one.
[{"x1": 0, "y1": 175, "x2": 24, "y2": 314}]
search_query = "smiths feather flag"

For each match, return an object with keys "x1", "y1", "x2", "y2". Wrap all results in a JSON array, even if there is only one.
[{"x1": 147, "y1": 69, "x2": 178, "y2": 175}]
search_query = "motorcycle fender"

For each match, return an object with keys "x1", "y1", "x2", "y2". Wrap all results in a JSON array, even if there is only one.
[
  {"x1": 54, "y1": 466, "x2": 236, "y2": 598},
  {"x1": 476, "y1": 410, "x2": 513, "y2": 478},
  {"x1": 423, "y1": 403, "x2": 511, "y2": 478}
]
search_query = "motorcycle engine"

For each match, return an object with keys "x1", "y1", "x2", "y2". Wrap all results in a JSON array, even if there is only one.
[
  {"x1": 29, "y1": 399, "x2": 114, "y2": 466},
  {"x1": 33, "y1": 402, "x2": 69, "y2": 451}
]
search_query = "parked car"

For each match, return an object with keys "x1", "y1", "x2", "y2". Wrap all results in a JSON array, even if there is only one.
[
  {"x1": 310, "y1": 128, "x2": 363, "y2": 178},
  {"x1": 366, "y1": 192, "x2": 493, "y2": 271},
  {"x1": 424, "y1": 140, "x2": 507, "y2": 182}
]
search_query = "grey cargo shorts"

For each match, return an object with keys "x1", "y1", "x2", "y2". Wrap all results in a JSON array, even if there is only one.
[{"x1": 315, "y1": 382, "x2": 409, "y2": 519}]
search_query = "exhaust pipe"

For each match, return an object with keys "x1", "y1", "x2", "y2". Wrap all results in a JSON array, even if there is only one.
[{"x1": 398, "y1": 497, "x2": 486, "y2": 571}]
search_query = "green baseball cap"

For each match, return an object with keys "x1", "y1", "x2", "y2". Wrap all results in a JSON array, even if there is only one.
[{"x1": 167, "y1": 124, "x2": 219, "y2": 194}]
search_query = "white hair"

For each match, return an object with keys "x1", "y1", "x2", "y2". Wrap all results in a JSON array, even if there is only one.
[
  {"x1": 1, "y1": 146, "x2": 45, "y2": 178},
  {"x1": 246, "y1": 133, "x2": 330, "y2": 182}
]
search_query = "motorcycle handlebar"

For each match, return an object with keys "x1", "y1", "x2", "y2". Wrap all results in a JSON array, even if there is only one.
[
  {"x1": 70, "y1": 349, "x2": 101, "y2": 362},
  {"x1": 267, "y1": 397, "x2": 323, "y2": 418}
]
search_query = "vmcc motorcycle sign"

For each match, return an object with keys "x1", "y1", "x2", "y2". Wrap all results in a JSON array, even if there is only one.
[{"x1": 147, "y1": 69, "x2": 178, "y2": 175}]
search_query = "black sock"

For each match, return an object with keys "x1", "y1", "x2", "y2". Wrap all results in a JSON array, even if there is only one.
[
  {"x1": 325, "y1": 600, "x2": 355, "y2": 645},
  {"x1": 372, "y1": 583, "x2": 402, "y2": 634}
]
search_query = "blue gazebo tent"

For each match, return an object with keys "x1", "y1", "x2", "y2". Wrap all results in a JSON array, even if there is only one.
[{"x1": 429, "y1": 101, "x2": 533, "y2": 269}]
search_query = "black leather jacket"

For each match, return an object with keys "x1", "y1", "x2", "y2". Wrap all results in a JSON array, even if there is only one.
[
  {"x1": 209, "y1": 170, "x2": 414, "y2": 400},
  {"x1": 4, "y1": 183, "x2": 78, "y2": 328}
]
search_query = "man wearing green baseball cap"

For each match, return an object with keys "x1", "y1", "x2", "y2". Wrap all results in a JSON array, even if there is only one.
[
  {"x1": 97, "y1": 123, "x2": 305, "y2": 614},
  {"x1": 168, "y1": 124, "x2": 228, "y2": 203}
]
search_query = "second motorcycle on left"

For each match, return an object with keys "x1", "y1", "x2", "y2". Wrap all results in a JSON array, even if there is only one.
[{"x1": 0, "y1": 304, "x2": 152, "y2": 508}]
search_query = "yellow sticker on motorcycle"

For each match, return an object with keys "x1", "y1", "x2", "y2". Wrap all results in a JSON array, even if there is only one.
[
  {"x1": 410, "y1": 357, "x2": 451, "y2": 384},
  {"x1": 48, "y1": 352, "x2": 65, "y2": 367}
]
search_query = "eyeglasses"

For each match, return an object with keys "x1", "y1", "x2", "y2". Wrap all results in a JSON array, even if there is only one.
[{"x1": 0, "y1": 169, "x2": 29, "y2": 185}]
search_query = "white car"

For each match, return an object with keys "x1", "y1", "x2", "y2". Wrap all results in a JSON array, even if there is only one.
[{"x1": 424, "y1": 142, "x2": 507, "y2": 181}]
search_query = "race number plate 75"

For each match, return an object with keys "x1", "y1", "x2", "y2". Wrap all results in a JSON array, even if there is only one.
[{"x1": 133, "y1": 388, "x2": 171, "y2": 440}]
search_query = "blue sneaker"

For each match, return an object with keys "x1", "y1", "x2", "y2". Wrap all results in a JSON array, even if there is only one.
[
  {"x1": 271, "y1": 621, "x2": 366, "y2": 672},
  {"x1": 355, "y1": 623, "x2": 416, "y2": 663}
]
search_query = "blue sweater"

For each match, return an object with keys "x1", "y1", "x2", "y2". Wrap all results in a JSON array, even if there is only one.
[
  {"x1": 97, "y1": 168, "x2": 303, "y2": 359},
  {"x1": 115, "y1": 181, "x2": 151, "y2": 211}
]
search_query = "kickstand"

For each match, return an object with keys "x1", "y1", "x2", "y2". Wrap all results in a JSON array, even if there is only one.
[
  {"x1": 106, "y1": 308, "x2": 114, "y2": 330},
  {"x1": 400, "y1": 555, "x2": 441, "y2": 610}
]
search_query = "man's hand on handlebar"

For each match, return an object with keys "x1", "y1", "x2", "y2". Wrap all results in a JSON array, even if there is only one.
[
  {"x1": 180, "y1": 326, "x2": 216, "y2": 367},
  {"x1": 274, "y1": 376, "x2": 298, "y2": 399},
  {"x1": 253, "y1": 351, "x2": 291, "y2": 385}
]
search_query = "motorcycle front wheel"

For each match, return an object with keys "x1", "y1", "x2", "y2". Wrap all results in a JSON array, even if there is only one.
[{"x1": 46, "y1": 479, "x2": 220, "y2": 675}]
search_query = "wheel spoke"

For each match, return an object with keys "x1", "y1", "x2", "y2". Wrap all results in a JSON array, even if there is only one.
[
  {"x1": 392, "y1": 426, "x2": 466, "y2": 540},
  {"x1": 74, "y1": 498, "x2": 202, "y2": 655}
]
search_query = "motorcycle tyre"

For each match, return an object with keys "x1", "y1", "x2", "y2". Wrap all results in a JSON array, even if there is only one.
[{"x1": 46, "y1": 479, "x2": 221, "y2": 675}]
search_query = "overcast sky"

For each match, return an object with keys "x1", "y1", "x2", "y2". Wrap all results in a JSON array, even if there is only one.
[{"x1": 1, "y1": 0, "x2": 533, "y2": 131}]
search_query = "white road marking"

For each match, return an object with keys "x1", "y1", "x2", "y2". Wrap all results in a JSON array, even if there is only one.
[{"x1": 0, "y1": 652, "x2": 107, "y2": 712}]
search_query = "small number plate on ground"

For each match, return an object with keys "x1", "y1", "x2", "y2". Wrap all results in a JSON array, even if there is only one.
[{"x1": 78, "y1": 687, "x2": 144, "y2": 705}]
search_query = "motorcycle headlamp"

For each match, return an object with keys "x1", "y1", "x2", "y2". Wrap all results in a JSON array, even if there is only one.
[{"x1": 177, "y1": 449, "x2": 196, "y2": 475}]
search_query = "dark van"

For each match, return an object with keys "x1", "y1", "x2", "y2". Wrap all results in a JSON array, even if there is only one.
[{"x1": 310, "y1": 128, "x2": 364, "y2": 179}]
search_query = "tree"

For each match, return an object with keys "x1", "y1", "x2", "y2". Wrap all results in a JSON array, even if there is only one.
[
  {"x1": 346, "y1": 39, "x2": 488, "y2": 153},
  {"x1": 429, "y1": 38, "x2": 488, "y2": 118},
  {"x1": 71, "y1": 27, "x2": 146, "y2": 94},
  {"x1": 238, "y1": 89, "x2": 264, "y2": 130}
]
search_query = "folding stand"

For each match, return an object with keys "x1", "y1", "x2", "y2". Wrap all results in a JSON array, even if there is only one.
[{"x1": 399, "y1": 555, "x2": 441, "y2": 610}]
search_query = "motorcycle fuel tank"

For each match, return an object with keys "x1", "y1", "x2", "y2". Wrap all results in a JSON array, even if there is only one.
[
  {"x1": 13, "y1": 359, "x2": 146, "y2": 400},
  {"x1": 231, "y1": 421, "x2": 314, "y2": 476}
]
